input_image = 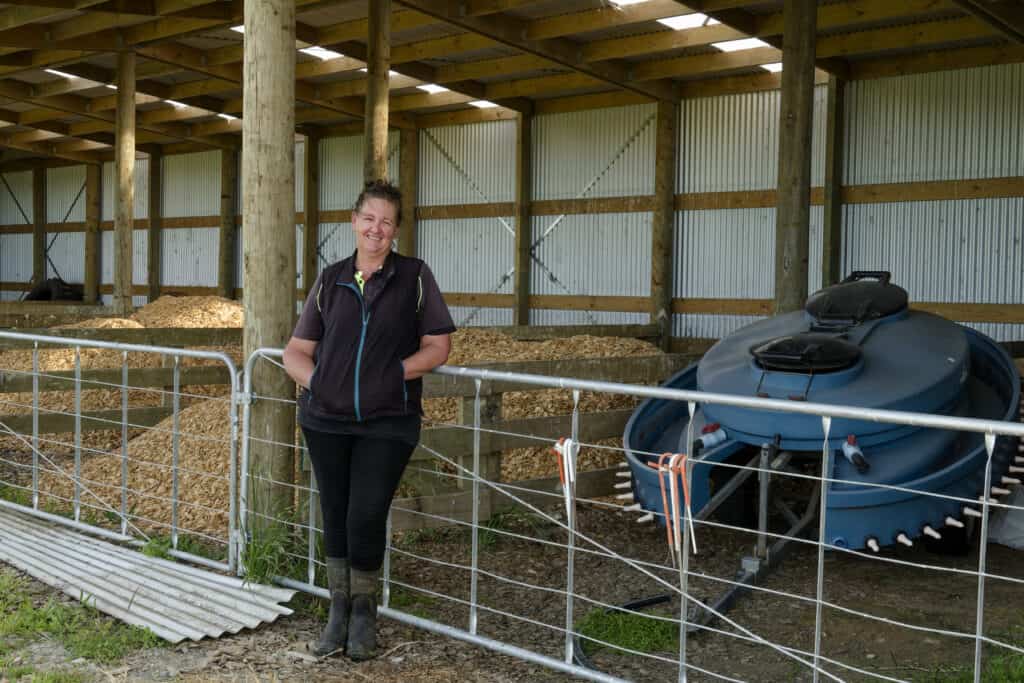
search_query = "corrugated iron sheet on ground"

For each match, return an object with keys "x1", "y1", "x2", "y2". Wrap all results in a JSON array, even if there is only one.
[{"x1": 0, "y1": 507, "x2": 295, "y2": 643}]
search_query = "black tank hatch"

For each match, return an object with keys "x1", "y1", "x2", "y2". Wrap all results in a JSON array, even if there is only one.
[
  {"x1": 805, "y1": 271, "x2": 908, "y2": 324},
  {"x1": 751, "y1": 333, "x2": 862, "y2": 373}
]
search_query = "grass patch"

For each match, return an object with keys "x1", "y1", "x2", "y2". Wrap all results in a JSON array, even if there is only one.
[
  {"x1": 0, "y1": 570, "x2": 162, "y2": 665},
  {"x1": 914, "y1": 626, "x2": 1024, "y2": 682},
  {"x1": 388, "y1": 586, "x2": 438, "y2": 619},
  {"x1": 576, "y1": 606, "x2": 679, "y2": 657},
  {"x1": 477, "y1": 508, "x2": 549, "y2": 550}
]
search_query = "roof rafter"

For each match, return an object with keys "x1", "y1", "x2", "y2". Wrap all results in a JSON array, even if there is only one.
[
  {"x1": 393, "y1": 0, "x2": 679, "y2": 101},
  {"x1": 951, "y1": 0, "x2": 1024, "y2": 43}
]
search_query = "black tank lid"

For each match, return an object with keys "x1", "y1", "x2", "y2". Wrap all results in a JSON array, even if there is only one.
[
  {"x1": 751, "y1": 333, "x2": 862, "y2": 373},
  {"x1": 805, "y1": 271, "x2": 908, "y2": 323}
]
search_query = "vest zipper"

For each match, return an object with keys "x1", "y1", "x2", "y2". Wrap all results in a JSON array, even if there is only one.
[{"x1": 343, "y1": 283, "x2": 371, "y2": 421}]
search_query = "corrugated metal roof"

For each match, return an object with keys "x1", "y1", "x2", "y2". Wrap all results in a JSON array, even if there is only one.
[{"x1": 0, "y1": 507, "x2": 295, "y2": 644}]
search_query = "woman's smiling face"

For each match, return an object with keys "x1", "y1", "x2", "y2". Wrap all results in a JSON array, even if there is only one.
[{"x1": 352, "y1": 196, "x2": 399, "y2": 261}]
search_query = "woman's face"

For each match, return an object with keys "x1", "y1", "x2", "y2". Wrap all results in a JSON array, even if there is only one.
[{"x1": 352, "y1": 196, "x2": 399, "y2": 262}]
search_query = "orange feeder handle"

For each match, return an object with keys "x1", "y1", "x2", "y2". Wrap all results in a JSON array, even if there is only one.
[
  {"x1": 646, "y1": 453, "x2": 694, "y2": 553},
  {"x1": 550, "y1": 437, "x2": 567, "y2": 487}
]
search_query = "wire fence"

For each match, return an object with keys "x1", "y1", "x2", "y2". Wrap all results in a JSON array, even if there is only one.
[
  {"x1": 2, "y1": 331, "x2": 1023, "y2": 681},
  {"x1": 0, "y1": 330, "x2": 240, "y2": 572},
  {"x1": 238, "y1": 347, "x2": 1024, "y2": 683}
]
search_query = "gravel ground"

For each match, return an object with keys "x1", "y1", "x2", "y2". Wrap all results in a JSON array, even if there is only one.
[{"x1": 4, "y1": 495, "x2": 1024, "y2": 682}]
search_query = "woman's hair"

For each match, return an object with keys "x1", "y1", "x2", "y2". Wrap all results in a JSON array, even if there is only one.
[{"x1": 353, "y1": 179, "x2": 403, "y2": 225}]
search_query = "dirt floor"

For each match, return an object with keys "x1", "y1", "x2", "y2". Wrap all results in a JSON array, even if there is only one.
[{"x1": 3, "y1": 497, "x2": 1024, "y2": 683}]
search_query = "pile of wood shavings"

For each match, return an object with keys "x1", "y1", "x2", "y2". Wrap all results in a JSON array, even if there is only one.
[
  {"x1": 0, "y1": 298, "x2": 241, "y2": 459},
  {"x1": 39, "y1": 399, "x2": 232, "y2": 541},
  {"x1": 129, "y1": 295, "x2": 243, "y2": 328},
  {"x1": 426, "y1": 328, "x2": 664, "y2": 482}
]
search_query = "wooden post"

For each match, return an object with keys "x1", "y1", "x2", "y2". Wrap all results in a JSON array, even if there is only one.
[
  {"x1": 821, "y1": 75, "x2": 845, "y2": 289},
  {"x1": 219, "y1": 148, "x2": 238, "y2": 298},
  {"x1": 32, "y1": 167, "x2": 45, "y2": 286},
  {"x1": 243, "y1": 0, "x2": 297, "y2": 522},
  {"x1": 398, "y1": 127, "x2": 418, "y2": 257},
  {"x1": 364, "y1": 0, "x2": 390, "y2": 182},
  {"x1": 651, "y1": 100, "x2": 678, "y2": 351},
  {"x1": 147, "y1": 149, "x2": 162, "y2": 302},
  {"x1": 513, "y1": 113, "x2": 532, "y2": 326},
  {"x1": 774, "y1": 0, "x2": 816, "y2": 314},
  {"x1": 83, "y1": 164, "x2": 100, "y2": 304},
  {"x1": 302, "y1": 132, "x2": 320, "y2": 293},
  {"x1": 113, "y1": 50, "x2": 136, "y2": 315}
]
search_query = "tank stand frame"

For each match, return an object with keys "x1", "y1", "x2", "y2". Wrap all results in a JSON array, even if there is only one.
[{"x1": 686, "y1": 444, "x2": 821, "y2": 634}]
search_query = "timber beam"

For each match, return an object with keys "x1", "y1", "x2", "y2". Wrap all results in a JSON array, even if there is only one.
[
  {"x1": 393, "y1": 0, "x2": 680, "y2": 101},
  {"x1": 952, "y1": 0, "x2": 1024, "y2": 43}
]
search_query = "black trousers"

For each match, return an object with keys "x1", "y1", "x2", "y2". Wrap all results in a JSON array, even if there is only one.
[{"x1": 302, "y1": 428, "x2": 415, "y2": 572}]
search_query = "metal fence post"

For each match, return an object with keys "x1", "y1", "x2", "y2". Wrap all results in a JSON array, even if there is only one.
[
  {"x1": 813, "y1": 416, "x2": 833, "y2": 683},
  {"x1": 469, "y1": 379, "x2": 482, "y2": 635},
  {"x1": 973, "y1": 433, "x2": 996, "y2": 683}
]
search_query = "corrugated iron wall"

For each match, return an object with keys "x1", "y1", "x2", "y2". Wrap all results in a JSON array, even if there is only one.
[
  {"x1": 530, "y1": 103, "x2": 656, "y2": 326},
  {"x1": 843, "y1": 64, "x2": 1024, "y2": 341},
  {"x1": 163, "y1": 151, "x2": 220, "y2": 289},
  {"x1": 417, "y1": 121, "x2": 514, "y2": 326},
  {"x1": 44, "y1": 166, "x2": 87, "y2": 284},
  {"x1": 0, "y1": 170, "x2": 34, "y2": 300},
  {"x1": 673, "y1": 86, "x2": 827, "y2": 337}
]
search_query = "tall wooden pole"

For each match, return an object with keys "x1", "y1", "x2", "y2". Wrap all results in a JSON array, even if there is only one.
[
  {"x1": 651, "y1": 100, "x2": 679, "y2": 351},
  {"x1": 364, "y1": 0, "x2": 390, "y2": 182},
  {"x1": 243, "y1": 0, "x2": 296, "y2": 522},
  {"x1": 821, "y1": 75, "x2": 845, "y2": 289},
  {"x1": 113, "y1": 50, "x2": 136, "y2": 314},
  {"x1": 147, "y1": 149, "x2": 162, "y2": 302},
  {"x1": 83, "y1": 164, "x2": 100, "y2": 303},
  {"x1": 219, "y1": 148, "x2": 238, "y2": 298},
  {"x1": 512, "y1": 113, "x2": 532, "y2": 326},
  {"x1": 302, "y1": 132, "x2": 320, "y2": 293},
  {"x1": 773, "y1": 0, "x2": 816, "y2": 314},
  {"x1": 31, "y1": 167, "x2": 45, "y2": 286},
  {"x1": 398, "y1": 127, "x2": 418, "y2": 257}
]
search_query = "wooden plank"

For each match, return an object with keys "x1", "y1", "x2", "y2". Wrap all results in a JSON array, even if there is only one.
[
  {"x1": 113, "y1": 50, "x2": 135, "y2": 315},
  {"x1": 364, "y1": 0, "x2": 391, "y2": 182},
  {"x1": 513, "y1": 113, "x2": 531, "y2": 326},
  {"x1": 0, "y1": 406, "x2": 173, "y2": 436},
  {"x1": 911, "y1": 303, "x2": 1024, "y2": 324},
  {"x1": 416, "y1": 203, "x2": 513, "y2": 220},
  {"x1": 532, "y1": 195, "x2": 656, "y2": 215},
  {"x1": 391, "y1": 465, "x2": 621, "y2": 530},
  {"x1": 532, "y1": 294, "x2": 650, "y2": 313},
  {"x1": 774, "y1": 0, "x2": 816, "y2": 315},
  {"x1": 417, "y1": 409, "x2": 633, "y2": 459},
  {"x1": 672, "y1": 298, "x2": 775, "y2": 315},
  {"x1": 83, "y1": 163, "x2": 100, "y2": 304},
  {"x1": 218, "y1": 148, "x2": 238, "y2": 299},
  {"x1": 398, "y1": 127, "x2": 418, "y2": 257},
  {"x1": 951, "y1": 0, "x2": 1024, "y2": 44},
  {"x1": 821, "y1": 75, "x2": 844, "y2": 288},
  {"x1": 0, "y1": 366, "x2": 231, "y2": 394},
  {"x1": 414, "y1": 106, "x2": 519, "y2": 128},
  {"x1": 422, "y1": 353, "x2": 688, "y2": 398},
  {"x1": 147, "y1": 148, "x2": 162, "y2": 302},
  {"x1": 488, "y1": 324, "x2": 661, "y2": 341},
  {"x1": 651, "y1": 100, "x2": 677, "y2": 351},
  {"x1": 843, "y1": 177, "x2": 1024, "y2": 204},
  {"x1": 32, "y1": 166, "x2": 45, "y2": 287},
  {"x1": 850, "y1": 43, "x2": 1024, "y2": 80}
]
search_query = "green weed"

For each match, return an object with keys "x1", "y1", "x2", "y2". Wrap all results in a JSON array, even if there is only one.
[
  {"x1": 388, "y1": 586, "x2": 437, "y2": 619},
  {"x1": 477, "y1": 507, "x2": 548, "y2": 550},
  {"x1": 914, "y1": 626, "x2": 1024, "y2": 682},
  {"x1": 0, "y1": 570, "x2": 162, "y2": 665},
  {"x1": 575, "y1": 606, "x2": 679, "y2": 657}
]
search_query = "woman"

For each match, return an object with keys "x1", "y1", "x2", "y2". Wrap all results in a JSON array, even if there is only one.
[{"x1": 283, "y1": 179, "x2": 455, "y2": 660}]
